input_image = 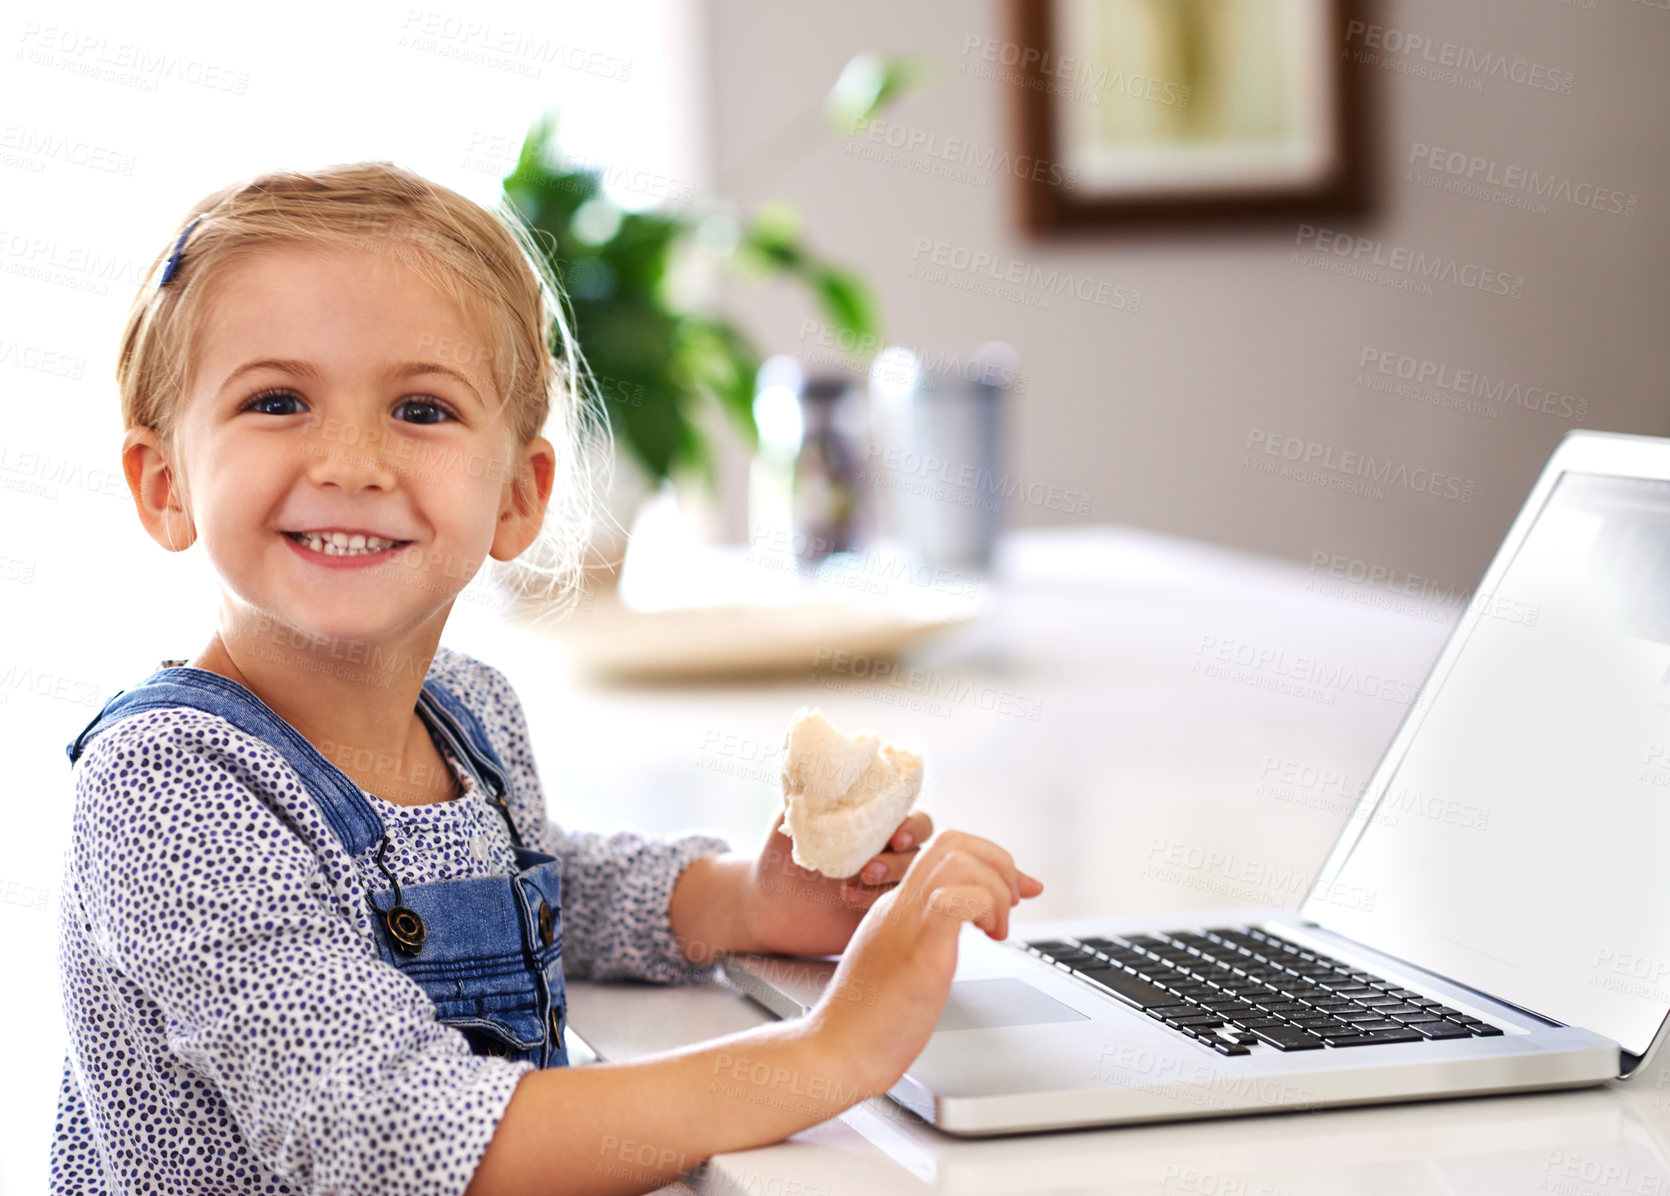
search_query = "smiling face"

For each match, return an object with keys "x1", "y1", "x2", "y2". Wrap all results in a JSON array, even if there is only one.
[{"x1": 157, "y1": 243, "x2": 545, "y2": 654}]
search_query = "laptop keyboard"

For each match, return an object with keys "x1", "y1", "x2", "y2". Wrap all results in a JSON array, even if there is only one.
[{"x1": 1022, "y1": 926, "x2": 1505, "y2": 1056}]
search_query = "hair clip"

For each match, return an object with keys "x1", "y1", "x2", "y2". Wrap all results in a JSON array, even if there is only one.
[{"x1": 157, "y1": 213, "x2": 207, "y2": 288}]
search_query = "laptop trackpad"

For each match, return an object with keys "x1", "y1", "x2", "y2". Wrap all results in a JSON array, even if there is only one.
[{"x1": 934, "y1": 978, "x2": 1091, "y2": 1032}]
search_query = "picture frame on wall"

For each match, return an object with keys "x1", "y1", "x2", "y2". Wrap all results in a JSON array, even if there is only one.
[{"x1": 1007, "y1": 0, "x2": 1367, "y2": 231}]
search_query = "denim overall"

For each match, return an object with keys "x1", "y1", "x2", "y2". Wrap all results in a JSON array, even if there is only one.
[{"x1": 66, "y1": 664, "x2": 569, "y2": 1069}]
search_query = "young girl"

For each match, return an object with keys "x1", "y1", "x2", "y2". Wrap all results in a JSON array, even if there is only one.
[{"x1": 53, "y1": 161, "x2": 1043, "y2": 1196}]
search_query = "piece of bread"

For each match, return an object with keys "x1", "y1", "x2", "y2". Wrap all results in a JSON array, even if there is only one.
[{"x1": 779, "y1": 707, "x2": 923, "y2": 878}]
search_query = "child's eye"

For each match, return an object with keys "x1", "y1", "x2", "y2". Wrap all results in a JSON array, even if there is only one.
[
  {"x1": 237, "y1": 390, "x2": 459, "y2": 424},
  {"x1": 394, "y1": 397, "x2": 459, "y2": 425},
  {"x1": 242, "y1": 388, "x2": 306, "y2": 416}
]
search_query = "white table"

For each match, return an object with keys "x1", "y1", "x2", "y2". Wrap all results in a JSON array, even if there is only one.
[{"x1": 441, "y1": 526, "x2": 1670, "y2": 1196}]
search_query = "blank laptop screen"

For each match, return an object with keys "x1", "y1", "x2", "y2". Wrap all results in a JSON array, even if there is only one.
[{"x1": 1314, "y1": 470, "x2": 1670, "y2": 1057}]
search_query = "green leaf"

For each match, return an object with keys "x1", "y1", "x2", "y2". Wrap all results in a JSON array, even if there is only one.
[
  {"x1": 810, "y1": 267, "x2": 878, "y2": 341},
  {"x1": 826, "y1": 53, "x2": 928, "y2": 134},
  {"x1": 735, "y1": 204, "x2": 805, "y2": 275},
  {"x1": 676, "y1": 319, "x2": 761, "y2": 451},
  {"x1": 606, "y1": 379, "x2": 689, "y2": 480}
]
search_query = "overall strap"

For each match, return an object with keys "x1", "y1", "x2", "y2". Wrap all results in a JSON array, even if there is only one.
[
  {"x1": 67, "y1": 668, "x2": 387, "y2": 856},
  {"x1": 64, "y1": 666, "x2": 520, "y2": 857},
  {"x1": 415, "y1": 680, "x2": 523, "y2": 846}
]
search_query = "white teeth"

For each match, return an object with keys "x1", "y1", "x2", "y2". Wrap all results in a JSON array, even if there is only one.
[{"x1": 291, "y1": 531, "x2": 399, "y2": 556}]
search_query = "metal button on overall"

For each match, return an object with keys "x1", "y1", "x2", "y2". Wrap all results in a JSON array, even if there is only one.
[
  {"x1": 385, "y1": 904, "x2": 427, "y2": 955},
  {"x1": 538, "y1": 901, "x2": 554, "y2": 947}
]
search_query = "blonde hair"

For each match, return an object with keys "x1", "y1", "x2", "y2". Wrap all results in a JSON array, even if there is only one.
[{"x1": 116, "y1": 160, "x2": 609, "y2": 616}]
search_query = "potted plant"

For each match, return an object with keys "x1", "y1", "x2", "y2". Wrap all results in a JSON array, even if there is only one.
[{"x1": 495, "y1": 54, "x2": 920, "y2": 586}]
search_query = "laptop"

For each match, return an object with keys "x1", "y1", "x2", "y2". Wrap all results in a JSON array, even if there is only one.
[{"x1": 722, "y1": 429, "x2": 1670, "y2": 1135}]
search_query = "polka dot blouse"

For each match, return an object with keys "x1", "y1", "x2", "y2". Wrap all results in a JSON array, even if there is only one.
[{"x1": 51, "y1": 645, "x2": 733, "y2": 1195}]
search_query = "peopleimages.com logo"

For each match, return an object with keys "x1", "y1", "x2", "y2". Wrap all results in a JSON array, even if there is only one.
[
  {"x1": 956, "y1": 33, "x2": 1193, "y2": 110},
  {"x1": 859, "y1": 442, "x2": 1092, "y2": 517},
  {"x1": 1244, "y1": 429, "x2": 1477, "y2": 503},
  {"x1": 1407, "y1": 142, "x2": 1638, "y2": 217},
  {"x1": 1294, "y1": 226, "x2": 1525, "y2": 299},
  {"x1": 1356, "y1": 347, "x2": 1589, "y2": 420},
  {"x1": 850, "y1": 118, "x2": 1077, "y2": 188},
  {"x1": 1343, "y1": 20, "x2": 1575, "y2": 94},
  {"x1": 908, "y1": 238, "x2": 1142, "y2": 312}
]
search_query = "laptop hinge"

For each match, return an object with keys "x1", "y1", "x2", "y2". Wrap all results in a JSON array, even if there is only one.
[
  {"x1": 1280, "y1": 918, "x2": 1569, "y2": 1031},
  {"x1": 1294, "y1": 918, "x2": 1664, "y2": 1078}
]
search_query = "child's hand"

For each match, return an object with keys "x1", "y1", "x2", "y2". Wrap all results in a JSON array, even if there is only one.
[
  {"x1": 805, "y1": 828, "x2": 1044, "y2": 1097},
  {"x1": 741, "y1": 808, "x2": 934, "y2": 957}
]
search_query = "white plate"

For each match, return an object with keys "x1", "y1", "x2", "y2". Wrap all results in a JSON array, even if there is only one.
[{"x1": 506, "y1": 545, "x2": 986, "y2": 681}]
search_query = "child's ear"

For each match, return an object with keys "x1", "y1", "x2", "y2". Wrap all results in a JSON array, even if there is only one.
[
  {"x1": 122, "y1": 427, "x2": 196, "y2": 553},
  {"x1": 489, "y1": 434, "x2": 556, "y2": 561}
]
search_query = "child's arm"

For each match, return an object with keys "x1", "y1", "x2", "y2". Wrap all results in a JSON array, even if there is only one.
[
  {"x1": 664, "y1": 807, "x2": 938, "y2": 964},
  {"x1": 540, "y1": 824, "x2": 735, "y2": 983},
  {"x1": 465, "y1": 1015, "x2": 853, "y2": 1195},
  {"x1": 465, "y1": 829, "x2": 1044, "y2": 1196}
]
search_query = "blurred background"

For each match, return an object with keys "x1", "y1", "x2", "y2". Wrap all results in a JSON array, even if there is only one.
[{"x1": 3, "y1": 0, "x2": 1668, "y2": 1190}]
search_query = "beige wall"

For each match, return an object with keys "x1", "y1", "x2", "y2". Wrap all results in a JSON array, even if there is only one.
[{"x1": 701, "y1": 0, "x2": 1670, "y2": 593}]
